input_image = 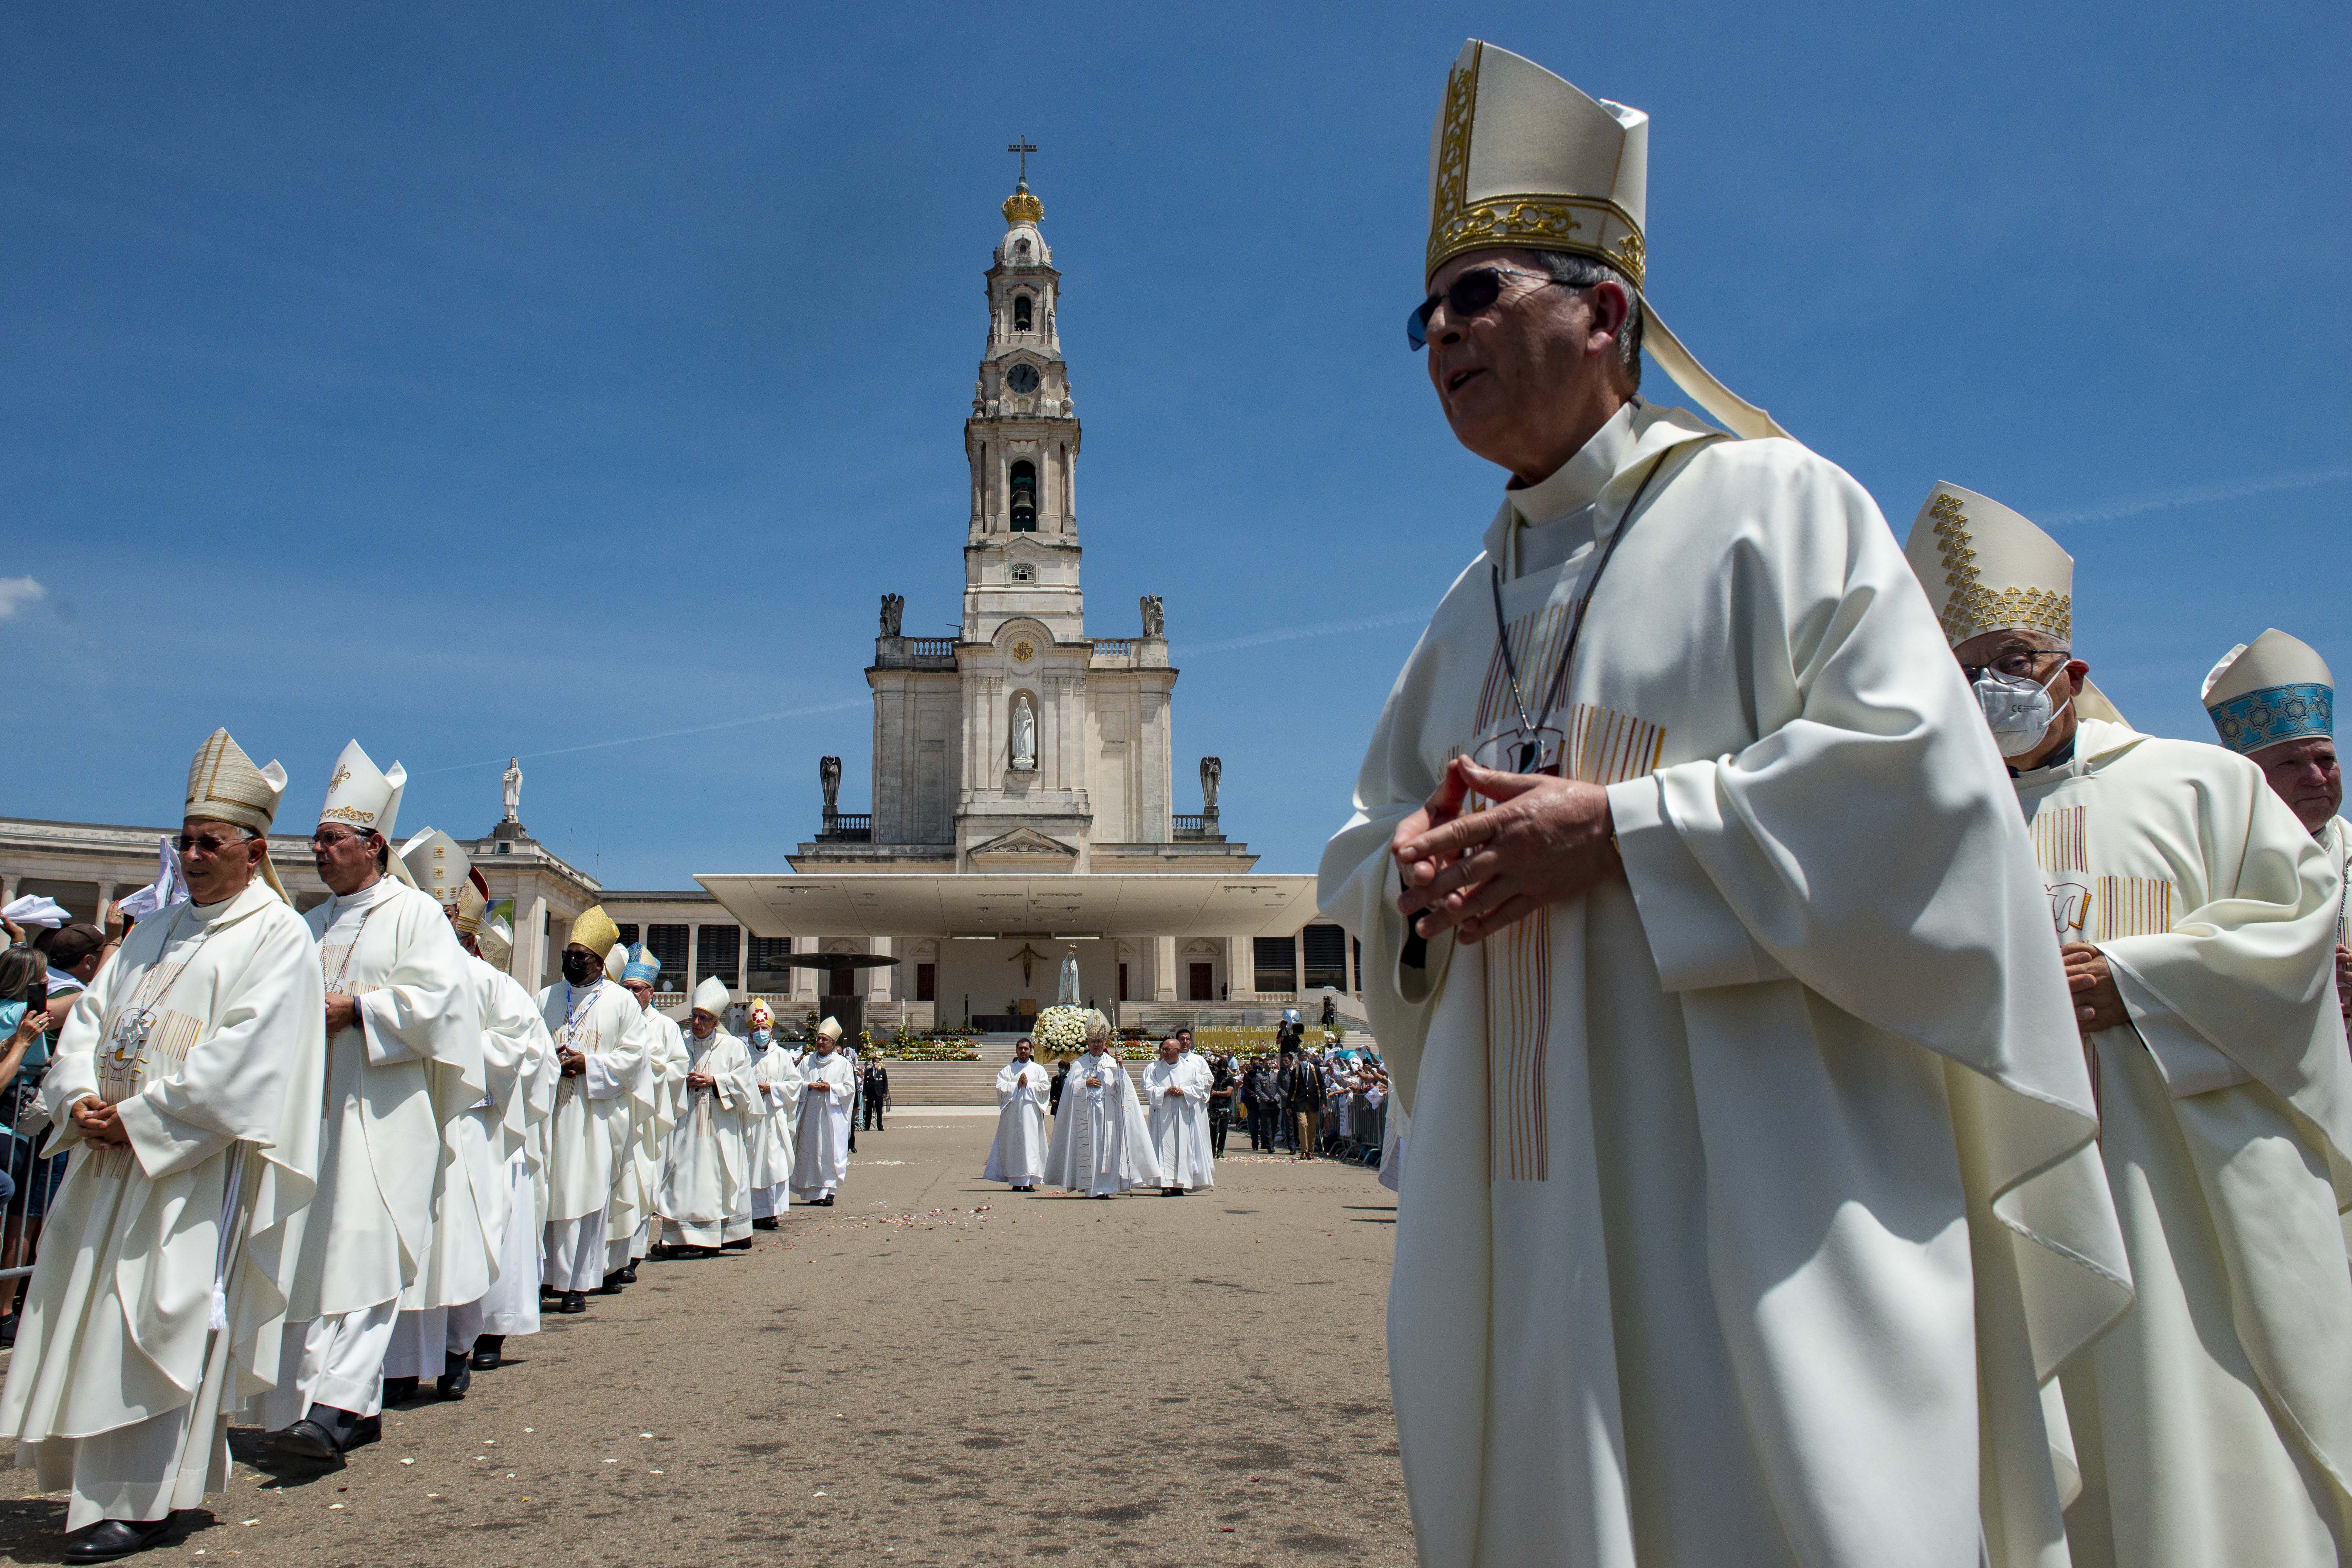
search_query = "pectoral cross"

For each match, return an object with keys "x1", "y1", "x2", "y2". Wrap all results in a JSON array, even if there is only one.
[{"x1": 1007, "y1": 138, "x2": 1036, "y2": 180}]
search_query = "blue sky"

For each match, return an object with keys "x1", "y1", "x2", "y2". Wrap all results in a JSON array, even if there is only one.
[{"x1": 4, "y1": 1, "x2": 2345, "y2": 888}]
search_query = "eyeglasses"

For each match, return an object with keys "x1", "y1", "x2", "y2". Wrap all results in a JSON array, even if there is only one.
[
  {"x1": 176, "y1": 830, "x2": 249, "y2": 856},
  {"x1": 310, "y1": 828, "x2": 371, "y2": 849},
  {"x1": 1407, "y1": 266, "x2": 1567, "y2": 350},
  {"x1": 1959, "y1": 648, "x2": 2071, "y2": 684}
]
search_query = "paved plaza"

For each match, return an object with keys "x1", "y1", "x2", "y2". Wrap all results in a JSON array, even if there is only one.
[{"x1": 0, "y1": 1118, "x2": 1410, "y2": 1567}]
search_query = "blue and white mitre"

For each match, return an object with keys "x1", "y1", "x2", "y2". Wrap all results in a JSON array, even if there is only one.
[
  {"x1": 620, "y1": 943, "x2": 662, "y2": 984},
  {"x1": 2202, "y1": 628, "x2": 2334, "y2": 755}
]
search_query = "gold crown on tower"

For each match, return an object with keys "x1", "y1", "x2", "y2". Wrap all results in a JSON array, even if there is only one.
[{"x1": 1001, "y1": 179, "x2": 1041, "y2": 225}]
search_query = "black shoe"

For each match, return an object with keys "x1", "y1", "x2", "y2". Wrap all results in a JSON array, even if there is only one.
[
  {"x1": 539, "y1": 1282, "x2": 562, "y2": 1298},
  {"x1": 0, "y1": 1312, "x2": 16, "y2": 1349},
  {"x1": 723, "y1": 1236, "x2": 754, "y2": 1250},
  {"x1": 381, "y1": 1376, "x2": 419, "y2": 1406},
  {"x1": 816, "y1": 1195, "x2": 835, "y2": 1206},
  {"x1": 62, "y1": 1514, "x2": 176, "y2": 1563},
  {"x1": 469, "y1": 1335, "x2": 504, "y2": 1371},
  {"x1": 557, "y1": 1291, "x2": 587, "y2": 1314},
  {"x1": 276, "y1": 1403, "x2": 369, "y2": 1461},
  {"x1": 616, "y1": 1262, "x2": 638, "y2": 1284},
  {"x1": 437, "y1": 1350, "x2": 471, "y2": 1400},
  {"x1": 752, "y1": 1216, "x2": 778, "y2": 1230},
  {"x1": 597, "y1": 1271, "x2": 626, "y2": 1295},
  {"x1": 1162, "y1": 1187, "x2": 1181, "y2": 1197}
]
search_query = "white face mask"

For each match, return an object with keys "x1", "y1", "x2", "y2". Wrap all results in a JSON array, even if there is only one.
[{"x1": 1973, "y1": 658, "x2": 2072, "y2": 758}]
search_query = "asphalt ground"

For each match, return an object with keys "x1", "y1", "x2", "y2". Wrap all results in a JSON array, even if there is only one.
[{"x1": 0, "y1": 1116, "x2": 1411, "y2": 1566}]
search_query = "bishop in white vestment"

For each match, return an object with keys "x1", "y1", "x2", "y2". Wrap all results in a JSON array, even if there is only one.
[
  {"x1": 536, "y1": 907, "x2": 650, "y2": 1311},
  {"x1": 982, "y1": 1039, "x2": 1051, "y2": 1191},
  {"x1": 1907, "y1": 493, "x2": 2352, "y2": 1566},
  {"x1": 0, "y1": 732, "x2": 327, "y2": 1558},
  {"x1": 608, "y1": 942, "x2": 684, "y2": 1284},
  {"x1": 1043, "y1": 1019, "x2": 1160, "y2": 1198},
  {"x1": 790, "y1": 1019, "x2": 855, "y2": 1205},
  {"x1": 269, "y1": 742, "x2": 484, "y2": 1461},
  {"x1": 657, "y1": 979, "x2": 757, "y2": 1252},
  {"x1": 742, "y1": 999, "x2": 800, "y2": 1224},
  {"x1": 1319, "y1": 45, "x2": 2131, "y2": 1568},
  {"x1": 2203, "y1": 630, "x2": 2352, "y2": 1018},
  {"x1": 1140, "y1": 1040, "x2": 1214, "y2": 1194}
]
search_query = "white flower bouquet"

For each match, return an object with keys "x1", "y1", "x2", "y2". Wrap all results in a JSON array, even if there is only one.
[{"x1": 1034, "y1": 1005, "x2": 1090, "y2": 1053}]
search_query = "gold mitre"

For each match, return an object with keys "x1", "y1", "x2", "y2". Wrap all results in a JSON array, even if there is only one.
[
  {"x1": 186, "y1": 727, "x2": 286, "y2": 835},
  {"x1": 1426, "y1": 40, "x2": 1788, "y2": 441},
  {"x1": 1902, "y1": 482, "x2": 2073, "y2": 649},
  {"x1": 398, "y1": 827, "x2": 486, "y2": 932},
  {"x1": 568, "y1": 904, "x2": 620, "y2": 958},
  {"x1": 2202, "y1": 629, "x2": 2334, "y2": 756}
]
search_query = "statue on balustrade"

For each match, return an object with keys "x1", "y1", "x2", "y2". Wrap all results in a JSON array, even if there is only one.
[
  {"x1": 1199, "y1": 755, "x2": 1221, "y2": 816},
  {"x1": 880, "y1": 593, "x2": 905, "y2": 636},
  {"x1": 820, "y1": 755, "x2": 842, "y2": 816},
  {"x1": 1140, "y1": 594, "x2": 1164, "y2": 637}
]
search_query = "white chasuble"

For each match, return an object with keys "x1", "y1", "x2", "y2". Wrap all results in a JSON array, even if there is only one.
[
  {"x1": 0, "y1": 883, "x2": 327, "y2": 1529},
  {"x1": 746, "y1": 1039, "x2": 802, "y2": 1209},
  {"x1": 658, "y1": 1029, "x2": 756, "y2": 1246},
  {"x1": 441, "y1": 954, "x2": 541, "y2": 1295},
  {"x1": 2015, "y1": 720, "x2": 2352, "y2": 1567},
  {"x1": 1141, "y1": 1054, "x2": 1215, "y2": 1190},
  {"x1": 1319, "y1": 401, "x2": 2131, "y2": 1568},
  {"x1": 612, "y1": 1010, "x2": 685, "y2": 1259},
  {"x1": 295, "y1": 878, "x2": 484, "y2": 1320},
  {"x1": 2325, "y1": 815, "x2": 2352, "y2": 948},
  {"x1": 982, "y1": 1060, "x2": 1052, "y2": 1185},
  {"x1": 535, "y1": 980, "x2": 651, "y2": 1224},
  {"x1": 1042, "y1": 1050, "x2": 1160, "y2": 1196},
  {"x1": 790, "y1": 1050, "x2": 855, "y2": 1199}
]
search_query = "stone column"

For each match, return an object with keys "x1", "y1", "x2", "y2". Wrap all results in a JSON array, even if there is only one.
[
  {"x1": 1225, "y1": 935, "x2": 1249, "y2": 1001},
  {"x1": 94, "y1": 881, "x2": 117, "y2": 917},
  {"x1": 1153, "y1": 935, "x2": 1177, "y2": 1002},
  {"x1": 1, "y1": 874, "x2": 16, "y2": 905},
  {"x1": 1294, "y1": 929, "x2": 1307, "y2": 1003},
  {"x1": 866, "y1": 939, "x2": 894, "y2": 1021},
  {"x1": 521, "y1": 891, "x2": 549, "y2": 984}
]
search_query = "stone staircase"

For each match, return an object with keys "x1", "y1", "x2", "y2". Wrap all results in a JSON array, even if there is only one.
[{"x1": 877, "y1": 1059, "x2": 1004, "y2": 1107}]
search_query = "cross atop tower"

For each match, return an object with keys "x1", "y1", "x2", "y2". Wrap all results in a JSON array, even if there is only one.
[{"x1": 1007, "y1": 137, "x2": 1037, "y2": 182}]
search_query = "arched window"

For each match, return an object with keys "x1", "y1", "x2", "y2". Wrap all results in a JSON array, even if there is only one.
[
  {"x1": 1012, "y1": 293, "x2": 1033, "y2": 332},
  {"x1": 1009, "y1": 461, "x2": 1037, "y2": 531}
]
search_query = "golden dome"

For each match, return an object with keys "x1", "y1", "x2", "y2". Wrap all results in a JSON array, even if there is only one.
[{"x1": 1001, "y1": 179, "x2": 1042, "y2": 225}]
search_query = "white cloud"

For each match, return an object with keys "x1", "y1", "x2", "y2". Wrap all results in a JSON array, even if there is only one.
[
  {"x1": 2039, "y1": 463, "x2": 2352, "y2": 527},
  {"x1": 0, "y1": 577, "x2": 46, "y2": 620}
]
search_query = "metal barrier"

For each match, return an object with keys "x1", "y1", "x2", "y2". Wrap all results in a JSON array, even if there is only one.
[{"x1": 0, "y1": 1121, "x2": 62, "y2": 1284}]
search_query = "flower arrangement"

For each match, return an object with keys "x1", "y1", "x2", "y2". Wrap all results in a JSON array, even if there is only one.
[{"x1": 1033, "y1": 1005, "x2": 1091, "y2": 1053}]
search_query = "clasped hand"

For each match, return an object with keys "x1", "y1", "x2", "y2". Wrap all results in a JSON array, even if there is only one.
[
  {"x1": 71, "y1": 1096, "x2": 129, "y2": 1148},
  {"x1": 1392, "y1": 757, "x2": 1622, "y2": 944},
  {"x1": 686, "y1": 1070, "x2": 713, "y2": 1091},
  {"x1": 2061, "y1": 943, "x2": 2129, "y2": 1032},
  {"x1": 558, "y1": 1047, "x2": 586, "y2": 1078},
  {"x1": 323, "y1": 992, "x2": 361, "y2": 1035}
]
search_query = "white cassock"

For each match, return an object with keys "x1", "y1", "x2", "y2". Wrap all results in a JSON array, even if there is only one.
[
  {"x1": 536, "y1": 979, "x2": 651, "y2": 1292},
  {"x1": 0, "y1": 884, "x2": 326, "y2": 1530},
  {"x1": 745, "y1": 1038, "x2": 801, "y2": 1218},
  {"x1": 450, "y1": 955, "x2": 555, "y2": 1347},
  {"x1": 1043, "y1": 1050, "x2": 1160, "y2": 1196},
  {"x1": 2013, "y1": 719, "x2": 2352, "y2": 1566},
  {"x1": 385, "y1": 947, "x2": 545, "y2": 1379},
  {"x1": 1141, "y1": 1054, "x2": 1215, "y2": 1191},
  {"x1": 611, "y1": 1008, "x2": 685, "y2": 1272},
  {"x1": 790, "y1": 1051, "x2": 855, "y2": 1201},
  {"x1": 263, "y1": 876, "x2": 482, "y2": 1426},
  {"x1": 658, "y1": 1028, "x2": 757, "y2": 1247},
  {"x1": 1319, "y1": 401, "x2": 2133, "y2": 1568},
  {"x1": 983, "y1": 1059, "x2": 1053, "y2": 1187}
]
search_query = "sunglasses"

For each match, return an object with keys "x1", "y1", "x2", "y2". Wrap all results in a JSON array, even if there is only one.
[{"x1": 1407, "y1": 266, "x2": 1566, "y2": 350}]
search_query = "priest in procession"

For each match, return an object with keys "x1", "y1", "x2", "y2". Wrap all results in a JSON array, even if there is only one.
[
  {"x1": 1041, "y1": 1013, "x2": 1158, "y2": 1198},
  {"x1": 1906, "y1": 492, "x2": 2352, "y2": 1564},
  {"x1": 535, "y1": 907, "x2": 650, "y2": 1316},
  {"x1": 1319, "y1": 42, "x2": 2133, "y2": 1567},
  {"x1": 982, "y1": 1036, "x2": 1051, "y2": 1192},
  {"x1": 1140, "y1": 1035, "x2": 1214, "y2": 1196},
  {"x1": 266, "y1": 743, "x2": 484, "y2": 1464},
  {"x1": 741, "y1": 999, "x2": 800, "y2": 1227},
  {"x1": 609, "y1": 942, "x2": 686, "y2": 1289},
  {"x1": 0, "y1": 732, "x2": 327, "y2": 1564},
  {"x1": 656, "y1": 978, "x2": 757, "y2": 1257},
  {"x1": 397, "y1": 830, "x2": 556, "y2": 1387},
  {"x1": 790, "y1": 1017, "x2": 855, "y2": 1206},
  {"x1": 2202, "y1": 630, "x2": 2352, "y2": 1016}
]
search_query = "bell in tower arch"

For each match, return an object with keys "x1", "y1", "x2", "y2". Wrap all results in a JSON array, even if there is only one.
[{"x1": 1010, "y1": 460, "x2": 1038, "y2": 531}]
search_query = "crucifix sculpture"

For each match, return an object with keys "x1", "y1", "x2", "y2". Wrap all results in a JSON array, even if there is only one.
[
  {"x1": 1008, "y1": 137, "x2": 1037, "y2": 180},
  {"x1": 1006, "y1": 941, "x2": 1053, "y2": 989}
]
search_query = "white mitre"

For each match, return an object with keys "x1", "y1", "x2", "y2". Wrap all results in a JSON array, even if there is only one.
[
  {"x1": 1427, "y1": 39, "x2": 1788, "y2": 441},
  {"x1": 1901, "y1": 482, "x2": 2128, "y2": 726},
  {"x1": 319, "y1": 739, "x2": 415, "y2": 884},
  {"x1": 476, "y1": 907, "x2": 514, "y2": 970},
  {"x1": 605, "y1": 942, "x2": 631, "y2": 984},
  {"x1": 2202, "y1": 628, "x2": 2335, "y2": 756},
  {"x1": 399, "y1": 826, "x2": 487, "y2": 931},
  {"x1": 185, "y1": 726, "x2": 293, "y2": 901},
  {"x1": 691, "y1": 976, "x2": 731, "y2": 1018}
]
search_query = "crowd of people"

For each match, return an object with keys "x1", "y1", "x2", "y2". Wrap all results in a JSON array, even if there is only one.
[{"x1": 0, "y1": 733, "x2": 870, "y2": 1563}]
